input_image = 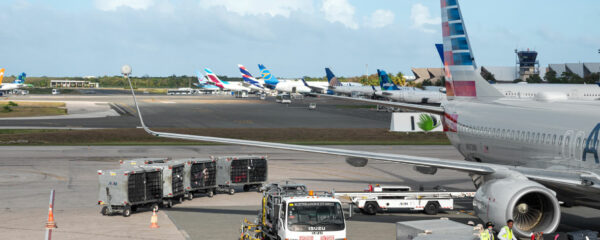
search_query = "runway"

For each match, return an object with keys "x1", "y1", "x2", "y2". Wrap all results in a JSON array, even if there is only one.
[
  {"x1": 0, "y1": 145, "x2": 597, "y2": 240},
  {"x1": 0, "y1": 94, "x2": 391, "y2": 129}
]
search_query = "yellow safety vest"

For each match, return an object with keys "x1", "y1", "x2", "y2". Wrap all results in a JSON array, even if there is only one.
[
  {"x1": 502, "y1": 226, "x2": 513, "y2": 240},
  {"x1": 481, "y1": 229, "x2": 495, "y2": 240}
]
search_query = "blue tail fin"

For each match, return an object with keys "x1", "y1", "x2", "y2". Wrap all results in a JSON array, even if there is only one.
[
  {"x1": 325, "y1": 68, "x2": 342, "y2": 87},
  {"x1": 239, "y1": 64, "x2": 263, "y2": 89},
  {"x1": 435, "y1": 43, "x2": 445, "y2": 65},
  {"x1": 378, "y1": 69, "x2": 399, "y2": 90},
  {"x1": 14, "y1": 72, "x2": 26, "y2": 84},
  {"x1": 258, "y1": 64, "x2": 279, "y2": 86}
]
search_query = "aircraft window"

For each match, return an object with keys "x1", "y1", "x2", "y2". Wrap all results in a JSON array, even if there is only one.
[
  {"x1": 552, "y1": 134, "x2": 557, "y2": 145},
  {"x1": 576, "y1": 137, "x2": 582, "y2": 149},
  {"x1": 558, "y1": 136, "x2": 563, "y2": 146},
  {"x1": 565, "y1": 136, "x2": 570, "y2": 147}
]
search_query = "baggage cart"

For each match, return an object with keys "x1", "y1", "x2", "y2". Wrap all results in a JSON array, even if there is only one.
[
  {"x1": 214, "y1": 156, "x2": 268, "y2": 195},
  {"x1": 97, "y1": 167, "x2": 162, "y2": 217},
  {"x1": 172, "y1": 158, "x2": 218, "y2": 199},
  {"x1": 139, "y1": 161, "x2": 186, "y2": 208}
]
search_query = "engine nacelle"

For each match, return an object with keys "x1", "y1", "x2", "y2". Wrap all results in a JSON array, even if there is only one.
[{"x1": 473, "y1": 178, "x2": 560, "y2": 236}]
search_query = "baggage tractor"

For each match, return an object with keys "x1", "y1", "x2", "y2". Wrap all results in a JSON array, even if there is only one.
[
  {"x1": 214, "y1": 156, "x2": 268, "y2": 195},
  {"x1": 97, "y1": 167, "x2": 162, "y2": 217}
]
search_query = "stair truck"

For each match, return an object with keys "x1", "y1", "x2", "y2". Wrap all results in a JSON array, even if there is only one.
[
  {"x1": 137, "y1": 161, "x2": 186, "y2": 208},
  {"x1": 97, "y1": 167, "x2": 163, "y2": 217},
  {"x1": 214, "y1": 155, "x2": 268, "y2": 194},
  {"x1": 173, "y1": 158, "x2": 218, "y2": 199},
  {"x1": 241, "y1": 182, "x2": 347, "y2": 240}
]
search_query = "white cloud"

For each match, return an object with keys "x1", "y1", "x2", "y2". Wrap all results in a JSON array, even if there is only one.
[
  {"x1": 321, "y1": 0, "x2": 358, "y2": 30},
  {"x1": 94, "y1": 0, "x2": 155, "y2": 11},
  {"x1": 366, "y1": 9, "x2": 394, "y2": 28},
  {"x1": 410, "y1": 3, "x2": 440, "y2": 33},
  {"x1": 199, "y1": 0, "x2": 312, "y2": 18}
]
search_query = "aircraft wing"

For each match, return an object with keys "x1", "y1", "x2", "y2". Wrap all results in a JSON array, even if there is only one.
[{"x1": 318, "y1": 94, "x2": 444, "y2": 115}]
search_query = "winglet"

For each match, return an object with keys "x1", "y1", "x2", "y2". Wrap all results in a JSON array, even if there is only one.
[{"x1": 125, "y1": 74, "x2": 149, "y2": 131}]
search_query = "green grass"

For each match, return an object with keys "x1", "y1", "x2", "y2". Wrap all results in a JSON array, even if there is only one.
[{"x1": 0, "y1": 129, "x2": 67, "y2": 134}]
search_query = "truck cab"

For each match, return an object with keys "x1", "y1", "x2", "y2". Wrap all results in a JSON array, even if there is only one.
[{"x1": 260, "y1": 183, "x2": 346, "y2": 240}]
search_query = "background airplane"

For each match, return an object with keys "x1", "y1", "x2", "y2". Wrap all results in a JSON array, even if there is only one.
[
  {"x1": 258, "y1": 64, "x2": 310, "y2": 94},
  {"x1": 375, "y1": 69, "x2": 444, "y2": 104},
  {"x1": 204, "y1": 68, "x2": 250, "y2": 92},
  {"x1": 326, "y1": 68, "x2": 375, "y2": 96}
]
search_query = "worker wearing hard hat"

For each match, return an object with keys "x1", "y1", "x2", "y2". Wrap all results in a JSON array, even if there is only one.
[{"x1": 498, "y1": 219, "x2": 517, "y2": 240}]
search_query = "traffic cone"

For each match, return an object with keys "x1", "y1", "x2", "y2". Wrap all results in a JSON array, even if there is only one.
[
  {"x1": 45, "y1": 203, "x2": 57, "y2": 229},
  {"x1": 150, "y1": 209, "x2": 159, "y2": 228}
]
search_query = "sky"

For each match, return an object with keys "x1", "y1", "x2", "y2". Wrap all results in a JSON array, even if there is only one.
[{"x1": 0, "y1": 0, "x2": 599, "y2": 78}]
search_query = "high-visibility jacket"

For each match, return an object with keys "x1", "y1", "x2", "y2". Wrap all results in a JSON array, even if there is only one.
[
  {"x1": 480, "y1": 229, "x2": 495, "y2": 240},
  {"x1": 498, "y1": 226, "x2": 516, "y2": 240}
]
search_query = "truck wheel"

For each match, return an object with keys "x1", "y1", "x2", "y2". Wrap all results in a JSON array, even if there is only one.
[
  {"x1": 101, "y1": 206, "x2": 109, "y2": 216},
  {"x1": 424, "y1": 202, "x2": 439, "y2": 215},
  {"x1": 187, "y1": 193, "x2": 194, "y2": 201},
  {"x1": 151, "y1": 203, "x2": 159, "y2": 212},
  {"x1": 122, "y1": 206, "x2": 131, "y2": 217},
  {"x1": 207, "y1": 189, "x2": 214, "y2": 198},
  {"x1": 243, "y1": 185, "x2": 250, "y2": 192},
  {"x1": 229, "y1": 188, "x2": 235, "y2": 195},
  {"x1": 364, "y1": 202, "x2": 378, "y2": 215}
]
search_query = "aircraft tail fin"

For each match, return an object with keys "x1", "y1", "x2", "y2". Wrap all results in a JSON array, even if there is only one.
[
  {"x1": 239, "y1": 64, "x2": 263, "y2": 88},
  {"x1": 14, "y1": 72, "x2": 26, "y2": 84},
  {"x1": 204, "y1": 68, "x2": 225, "y2": 89},
  {"x1": 0, "y1": 68, "x2": 4, "y2": 84},
  {"x1": 440, "y1": 0, "x2": 502, "y2": 100},
  {"x1": 378, "y1": 69, "x2": 400, "y2": 91},
  {"x1": 258, "y1": 64, "x2": 279, "y2": 85},
  {"x1": 325, "y1": 68, "x2": 342, "y2": 87}
]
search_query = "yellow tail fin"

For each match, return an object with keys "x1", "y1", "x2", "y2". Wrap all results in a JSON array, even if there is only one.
[{"x1": 0, "y1": 68, "x2": 4, "y2": 84}]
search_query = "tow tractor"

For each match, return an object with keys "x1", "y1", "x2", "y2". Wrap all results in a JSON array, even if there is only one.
[
  {"x1": 334, "y1": 184, "x2": 475, "y2": 215},
  {"x1": 240, "y1": 182, "x2": 346, "y2": 240}
]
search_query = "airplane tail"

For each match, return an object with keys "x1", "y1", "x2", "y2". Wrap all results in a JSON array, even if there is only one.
[
  {"x1": 258, "y1": 64, "x2": 279, "y2": 86},
  {"x1": 196, "y1": 71, "x2": 210, "y2": 85},
  {"x1": 440, "y1": 0, "x2": 502, "y2": 100},
  {"x1": 325, "y1": 68, "x2": 342, "y2": 87},
  {"x1": 204, "y1": 68, "x2": 225, "y2": 89},
  {"x1": 14, "y1": 72, "x2": 26, "y2": 84},
  {"x1": 378, "y1": 69, "x2": 400, "y2": 91},
  {"x1": 0, "y1": 68, "x2": 4, "y2": 84},
  {"x1": 239, "y1": 64, "x2": 263, "y2": 89}
]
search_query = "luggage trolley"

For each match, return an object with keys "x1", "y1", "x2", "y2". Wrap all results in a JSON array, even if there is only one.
[
  {"x1": 138, "y1": 161, "x2": 186, "y2": 208},
  {"x1": 214, "y1": 155, "x2": 268, "y2": 195},
  {"x1": 97, "y1": 167, "x2": 162, "y2": 217},
  {"x1": 172, "y1": 158, "x2": 218, "y2": 199}
]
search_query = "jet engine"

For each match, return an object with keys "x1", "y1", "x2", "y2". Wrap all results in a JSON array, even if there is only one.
[{"x1": 473, "y1": 178, "x2": 560, "y2": 236}]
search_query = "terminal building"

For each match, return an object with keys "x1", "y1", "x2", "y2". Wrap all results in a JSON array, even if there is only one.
[
  {"x1": 51, "y1": 80, "x2": 99, "y2": 88},
  {"x1": 547, "y1": 63, "x2": 600, "y2": 78}
]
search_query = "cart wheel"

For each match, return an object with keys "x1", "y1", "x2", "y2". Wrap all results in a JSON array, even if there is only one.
[
  {"x1": 229, "y1": 188, "x2": 235, "y2": 195},
  {"x1": 207, "y1": 190, "x2": 214, "y2": 198},
  {"x1": 243, "y1": 185, "x2": 250, "y2": 192},
  {"x1": 364, "y1": 202, "x2": 378, "y2": 215},
  {"x1": 187, "y1": 193, "x2": 194, "y2": 201},
  {"x1": 151, "y1": 203, "x2": 159, "y2": 212},
  {"x1": 122, "y1": 206, "x2": 132, "y2": 217},
  {"x1": 178, "y1": 197, "x2": 183, "y2": 203},
  {"x1": 101, "y1": 206, "x2": 109, "y2": 216},
  {"x1": 131, "y1": 205, "x2": 138, "y2": 212},
  {"x1": 167, "y1": 200, "x2": 173, "y2": 208},
  {"x1": 424, "y1": 202, "x2": 439, "y2": 215},
  {"x1": 256, "y1": 184, "x2": 263, "y2": 192}
]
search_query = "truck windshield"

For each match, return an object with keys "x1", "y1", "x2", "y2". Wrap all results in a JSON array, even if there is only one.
[{"x1": 286, "y1": 202, "x2": 345, "y2": 232}]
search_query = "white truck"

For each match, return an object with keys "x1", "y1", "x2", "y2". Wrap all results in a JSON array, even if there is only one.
[
  {"x1": 335, "y1": 185, "x2": 475, "y2": 215},
  {"x1": 241, "y1": 182, "x2": 346, "y2": 240}
]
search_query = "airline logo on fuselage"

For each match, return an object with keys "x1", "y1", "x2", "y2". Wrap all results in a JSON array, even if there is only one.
[{"x1": 583, "y1": 123, "x2": 600, "y2": 164}]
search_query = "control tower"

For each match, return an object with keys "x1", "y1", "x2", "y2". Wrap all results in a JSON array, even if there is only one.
[{"x1": 515, "y1": 49, "x2": 539, "y2": 81}]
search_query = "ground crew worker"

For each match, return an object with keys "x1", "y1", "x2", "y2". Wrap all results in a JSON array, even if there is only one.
[
  {"x1": 480, "y1": 222, "x2": 496, "y2": 240},
  {"x1": 498, "y1": 219, "x2": 517, "y2": 240}
]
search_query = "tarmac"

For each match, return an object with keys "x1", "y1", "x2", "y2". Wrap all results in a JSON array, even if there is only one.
[
  {"x1": 0, "y1": 94, "x2": 391, "y2": 128},
  {"x1": 0, "y1": 145, "x2": 598, "y2": 240}
]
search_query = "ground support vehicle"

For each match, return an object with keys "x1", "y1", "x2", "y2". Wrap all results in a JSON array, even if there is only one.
[
  {"x1": 172, "y1": 158, "x2": 218, "y2": 199},
  {"x1": 214, "y1": 156, "x2": 268, "y2": 195},
  {"x1": 97, "y1": 168, "x2": 162, "y2": 217},
  {"x1": 138, "y1": 161, "x2": 186, "y2": 208},
  {"x1": 334, "y1": 185, "x2": 475, "y2": 215},
  {"x1": 240, "y1": 182, "x2": 346, "y2": 240}
]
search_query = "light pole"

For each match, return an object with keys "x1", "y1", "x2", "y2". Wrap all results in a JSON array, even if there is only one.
[{"x1": 121, "y1": 65, "x2": 144, "y2": 127}]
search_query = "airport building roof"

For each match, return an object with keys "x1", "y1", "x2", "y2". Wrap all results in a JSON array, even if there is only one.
[{"x1": 548, "y1": 63, "x2": 600, "y2": 78}]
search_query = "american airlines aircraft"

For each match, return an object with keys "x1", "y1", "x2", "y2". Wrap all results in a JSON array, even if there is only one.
[
  {"x1": 326, "y1": 68, "x2": 377, "y2": 96},
  {"x1": 375, "y1": 69, "x2": 445, "y2": 104},
  {"x1": 126, "y1": 0, "x2": 599, "y2": 236},
  {"x1": 204, "y1": 68, "x2": 251, "y2": 92}
]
